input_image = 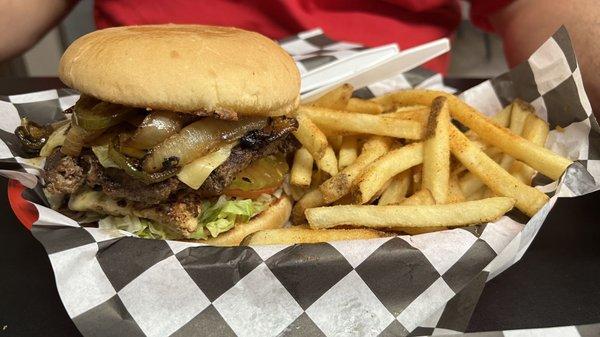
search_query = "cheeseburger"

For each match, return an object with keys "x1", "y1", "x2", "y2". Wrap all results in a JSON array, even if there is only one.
[{"x1": 19, "y1": 25, "x2": 301, "y2": 245}]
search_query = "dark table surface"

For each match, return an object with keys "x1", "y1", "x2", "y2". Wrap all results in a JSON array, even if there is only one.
[{"x1": 1, "y1": 77, "x2": 599, "y2": 337}]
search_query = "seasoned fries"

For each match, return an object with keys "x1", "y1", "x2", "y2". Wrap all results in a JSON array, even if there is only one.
[
  {"x1": 346, "y1": 98, "x2": 383, "y2": 114},
  {"x1": 422, "y1": 97, "x2": 450, "y2": 203},
  {"x1": 378, "y1": 171, "x2": 411, "y2": 205},
  {"x1": 298, "y1": 106, "x2": 422, "y2": 140},
  {"x1": 290, "y1": 147, "x2": 313, "y2": 187},
  {"x1": 375, "y1": 89, "x2": 572, "y2": 179},
  {"x1": 449, "y1": 125, "x2": 548, "y2": 216},
  {"x1": 353, "y1": 142, "x2": 423, "y2": 204},
  {"x1": 310, "y1": 83, "x2": 353, "y2": 110},
  {"x1": 319, "y1": 136, "x2": 392, "y2": 203},
  {"x1": 242, "y1": 227, "x2": 389, "y2": 245},
  {"x1": 306, "y1": 197, "x2": 515, "y2": 229},
  {"x1": 293, "y1": 114, "x2": 338, "y2": 176},
  {"x1": 280, "y1": 86, "x2": 570, "y2": 245},
  {"x1": 338, "y1": 136, "x2": 359, "y2": 169}
]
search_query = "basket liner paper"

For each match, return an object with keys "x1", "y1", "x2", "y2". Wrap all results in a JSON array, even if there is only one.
[{"x1": 0, "y1": 27, "x2": 597, "y2": 337}]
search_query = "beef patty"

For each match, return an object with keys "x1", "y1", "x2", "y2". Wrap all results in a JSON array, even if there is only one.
[{"x1": 44, "y1": 116, "x2": 299, "y2": 207}]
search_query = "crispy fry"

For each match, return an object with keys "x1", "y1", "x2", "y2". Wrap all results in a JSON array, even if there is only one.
[
  {"x1": 306, "y1": 197, "x2": 515, "y2": 229},
  {"x1": 448, "y1": 174, "x2": 466, "y2": 203},
  {"x1": 346, "y1": 98, "x2": 383, "y2": 114},
  {"x1": 449, "y1": 125, "x2": 548, "y2": 216},
  {"x1": 412, "y1": 165, "x2": 423, "y2": 194},
  {"x1": 378, "y1": 89, "x2": 571, "y2": 180},
  {"x1": 290, "y1": 147, "x2": 313, "y2": 187},
  {"x1": 289, "y1": 184, "x2": 309, "y2": 201},
  {"x1": 241, "y1": 227, "x2": 390, "y2": 245},
  {"x1": 310, "y1": 83, "x2": 353, "y2": 110},
  {"x1": 298, "y1": 106, "x2": 422, "y2": 140},
  {"x1": 293, "y1": 114, "x2": 338, "y2": 176},
  {"x1": 422, "y1": 97, "x2": 450, "y2": 203},
  {"x1": 498, "y1": 99, "x2": 533, "y2": 170},
  {"x1": 383, "y1": 107, "x2": 430, "y2": 122},
  {"x1": 400, "y1": 189, "x2": 435, "y2": 206},
  {"x1": 509, "y1": 114, "x2": 550, "y2": 184},
  {"x1": 338, "y1": 136, "x2": 359, "y2": 169},
  {"x1": 353, "y1": 142, "x2": 424, "y2": 204},
  {"x1": 378, "y1": 171, "x2": 411, "y2": 205},
  {"x1": 394, "y1": 226, "x2": 448, "y2": 235},
  {"x1": 291, "y1": 188, "x2": 325, "y2": 225},
  {"x1": 319, "y1": 136, "x2": 392, "y2": 203}
]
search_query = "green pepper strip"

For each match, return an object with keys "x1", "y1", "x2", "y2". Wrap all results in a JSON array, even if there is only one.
[{"x1": 108, "y1": 137, "x2": 179, "y2": 184}]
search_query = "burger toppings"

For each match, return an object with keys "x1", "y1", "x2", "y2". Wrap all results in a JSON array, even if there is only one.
[{"x1": 125, "y1": 110, "x2": 194, "y2": 150}]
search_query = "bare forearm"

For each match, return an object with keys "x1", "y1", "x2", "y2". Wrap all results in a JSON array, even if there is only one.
[
  {"x1": 491, "y1": 0, "x2": 600, "y2": 113},
  {"x1": 0, "y1": 0, "x2": 76, "y2": 62}
]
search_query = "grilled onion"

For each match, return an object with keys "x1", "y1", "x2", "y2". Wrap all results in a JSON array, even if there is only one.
[
  {"x1": 108, "y1": 137, "x2": 179, "y2": 184},
  {"x1": 142, "y1": 117, "x2": 268, "y2": 173},
  {"x1": 74, "y1": 101, "x2": 139, "y2": 131},
  {"x1": 125, "y1": 111, "x2": 193, "y2": 149}
]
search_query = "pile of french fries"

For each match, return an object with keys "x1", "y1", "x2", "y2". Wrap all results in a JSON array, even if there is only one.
[{"x1": 243, "y1": 84, "x2": 573, "y2": 245}]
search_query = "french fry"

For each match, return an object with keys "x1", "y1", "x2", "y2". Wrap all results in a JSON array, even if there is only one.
[
  {"x1": 241, "y1": 227, "x2": 390, "y2": 245},
  {"x1": 422, "y1": 97, "x2": 450, "y2": 203},
  {"x1": 290, "y1": 147, "x2": 313, "y2": 187},
  {"x1": 382, "y1": 106, "x2": 430, "y2": 121},
  {"x1": 412, "y1": 165, "x2": 423, "y2": 194},
  {"x1": 400, "y1": 189, "x2": 435, "y2": 206},
  {"x1": 353, "y1": 142, "x2": 424, "y2": 204},
  {"x1": 377, "y1": 89, "x2": 571, "y2": 180},
  {"x1": 498, "y1": 99, "x2": 533, "y2": 170},
  {"x1": 466, "y1": 187, "x2": 486, "y2": 201},
  {"x1": 338, "y1": 136, "x2": 359, "y2": 169},
  {"x1": 289, "y1": 184, "x2": 309, "y2": 201},
  {"x1": 298, "y1": 106, "x2": 422, "y2": 140},
  {"x1": 319, "y1": 136, "x2": 392, "y2": 203},
  {"x1": 378, "y1": 171, "x2": 411, "y2": 205},
  {"x1": 310, "y1": 83, "x2": 353, "y2": 110},
  {"x1": 509, "y1": 114, "x2": 550, "y2": 184},
  {"x1": 306, "y1": 197, "x2": 515, "y2": 229},
  {"x1": 449, "y1": 125, "x2": 548, "y2": 216},
  {"x1": 291, "y1": 188, "x2": 325, "y2": 225},
  {"x1": 346, "y1": 98, "x2": 383, "y2": 114},
  {"x1": 394, "y1": 226, "x2": 448, "y2": 235},
  {"x1": 448, "y1": 174, "x2": 466, "y2": 203},
  {"x1": 293, "y1": 114, "x2": 338, "y2": 176}
]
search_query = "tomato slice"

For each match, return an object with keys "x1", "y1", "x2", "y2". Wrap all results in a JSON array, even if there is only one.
[{"x1": 223, "y1": 155, "x2": 288, "y2": 198}]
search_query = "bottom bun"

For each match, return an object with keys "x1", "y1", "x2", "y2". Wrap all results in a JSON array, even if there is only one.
[{"x1": 194, "y1": 195, "x2": 292, "y2": 246}]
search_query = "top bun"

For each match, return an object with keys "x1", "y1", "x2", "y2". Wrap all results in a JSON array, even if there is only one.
[{"x1": 59, "y1": 25, "x2": 300, "y2": 116}]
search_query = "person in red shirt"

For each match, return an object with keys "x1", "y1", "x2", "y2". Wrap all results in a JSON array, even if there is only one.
[{"x1": 0, "y1": 0, "x2": 598, "y2": 110}]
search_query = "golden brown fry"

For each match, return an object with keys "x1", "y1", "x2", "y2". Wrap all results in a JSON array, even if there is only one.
[
  {"x1": 290, "y1": 147, "x2": 313, "y2": 187},
  {"x1": 378, "y1": 89, "x2": 571, "y2": 180},
  {"x1": 291, "y1": 188, "x2": 325, "y2": 225},
  {"x1": 449, "y1": 125, "x2": 548, "y2": 216},
  {"x1": 346, "y1": 98, "x2": 383, "y2": 114},
  {"x1": 448, "y1": 174, "x2": 466, "y2": 203},
  {"x1": 306, "y1": 197, "x2": 515, "y2": 229},
  {"x1": 393, "y1": 226, "x2": 449, "y2": 235},
  {"x1": 310, "y1": 83, "x2": 353, "y2": 110},
  {"x1": 338, "y1": 136, "x2": 359, "y2": 169},
  {"x1": 298, "y1": 106, "x2": 422, "y2": 140},
  {"x1": 241, "y1": 227, "x2": 390, "y2": 245},
  {"x1": 422, "y1": 97, "x2": 450, "y2": 203},
  {"x1": 509, "y1": 114, "x2": 550, "y2": 184},
  {"x1": 498, "y1": 99, "x2": 533, "y2": 170},
  {"x1": 378, "y1": 171, "x2": 411, "y2": 205},
  {"x1": 293, "y1": 114, "x2": 338, "y2": 176},
  {"x1": 353, "y1": 142, "x2": 424, "y2": 204},
  {"x1": 400, "y1": 189, "x2": 435, "y2": 206},
  {"x1": 319, "y1": 136, "x2": 392, "y2": 203},
  {"x1": 289, "y1": 184, "x2": 310, "y2": 201}
]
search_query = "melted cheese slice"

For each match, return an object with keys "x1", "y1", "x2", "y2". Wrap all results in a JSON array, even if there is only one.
[{"x1": 177, "y1": 142, "x2": 236, "y2": 189}]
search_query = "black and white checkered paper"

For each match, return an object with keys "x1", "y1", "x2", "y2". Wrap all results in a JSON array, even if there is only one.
[{"x1": 0, "y1": 27, "x2": 597, "y2": 337}]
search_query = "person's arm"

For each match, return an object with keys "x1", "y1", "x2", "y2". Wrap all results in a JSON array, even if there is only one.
[
  {"x1": 490, "y1": 0, "x2": 600, "y2": 113},
  {"x1": 0, "y1": 0, "x2": 77, "y2": 62}
]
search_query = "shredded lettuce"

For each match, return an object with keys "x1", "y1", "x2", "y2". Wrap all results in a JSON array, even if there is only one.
[
  {"x1": 98, "y1": 215, "x2": 169, "y2": 240},
  {"x1": 97, "y1": 194, "x2": 273, "y2": 240},
  {"x1": 190, "y1": 195, "x2": 272, "y2": 239}
]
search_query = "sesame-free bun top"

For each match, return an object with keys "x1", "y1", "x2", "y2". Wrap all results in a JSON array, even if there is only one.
[{"x1": 59, "y1": 25, "x2": 300, "y2": 116}]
